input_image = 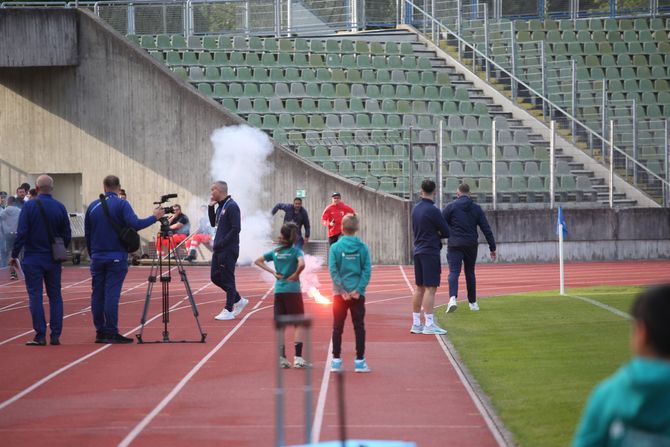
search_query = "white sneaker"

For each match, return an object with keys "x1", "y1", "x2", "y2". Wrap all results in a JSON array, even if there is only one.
[
  {"x1": 232, "y1": 297, "x2": 249, "y2": 317},
  {"x1": 279, "y1": 356, "x2": 291, "y2": 369},
  {"x1": 214, "y1": 309, "x2": 235, "y2": 320},
  {"x1": 293, "y1": 356, "x2": 311, "y2": 368},
  {"x1": 422, "y1": 323, "x2": 447, "y2": 335},
  {"x1": 469, "y1": 302, "x2": 480, "y2": 311},
  {"x1": 410, "y1": 324, "x2": 424, "y2": 334},
  {"x1": 446, "y1": 296, "x2": 458, "y2": 314}
]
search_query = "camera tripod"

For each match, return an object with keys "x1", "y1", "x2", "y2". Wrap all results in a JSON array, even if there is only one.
[{"x1": 136, "y1": 221, "x2": 207, "y2": 343}]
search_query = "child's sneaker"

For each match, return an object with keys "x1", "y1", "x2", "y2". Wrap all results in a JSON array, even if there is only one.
[
  {"x1": 330, "y1": 358, "x2": 343, "y2": 372},
  {"x1": 279, "y1": 356, "x2": 291, "y2": 369},
  {"x1": 354, "y1": 358, "x2": 371, "y2": 373},
  {"x1": 293, "y1": 356, "x2": 311, "y2": 368}
]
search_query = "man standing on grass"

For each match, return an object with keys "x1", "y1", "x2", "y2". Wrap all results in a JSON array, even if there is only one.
[
  {"x1": 10, "y1": 175, "x2": 71, "y2": 346},
  {"x1": 411, "y1": 179, "x2": 450, "y2": 335},
  {"x1": 442, "y1": 183, "x2": 496, "y2": 313}
]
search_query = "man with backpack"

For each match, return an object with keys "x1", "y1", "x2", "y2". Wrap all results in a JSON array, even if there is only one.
[{"x1": 85, "y1": 175, "x2": 163, "y2": 344}]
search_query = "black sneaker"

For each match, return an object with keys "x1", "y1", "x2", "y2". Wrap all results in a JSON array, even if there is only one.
[
  {"x1": 95, "y1": 332, "x2": 108, "y2": 343},
  {"x1": 10, "y1": 271, "x2": 18, "y2": 280},
  {"x1": 50, "y1": 336, "x2": 60, "y2": 346},
  {"x1": 184, "y1": 255, "x2": 195, "y2": 262},
  {"x1": 26, "y1": 337, "x2": 46, "y2": 346},
  {"x1": 107, "y1": 333, "x2": 134, "y2": 344}
]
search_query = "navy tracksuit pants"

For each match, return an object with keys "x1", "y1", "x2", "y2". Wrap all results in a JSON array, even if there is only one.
[
  {"x1": 90, "y1": 258, "x2": 128, "y2": 335},
  {"x1": 211, "y1": 250, "x2": 242, "y2": 311},
  {"x1": 23, "y1": 262, "x2": 64, "y2": 339},
  {"x1": 447, "y1": 245, "x2": 479, "y2": 303}
]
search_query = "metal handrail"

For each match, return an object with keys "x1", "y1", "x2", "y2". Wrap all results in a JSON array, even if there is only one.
[{"x1": 402, "y1": 0, "x2": 669, "y2": 189}]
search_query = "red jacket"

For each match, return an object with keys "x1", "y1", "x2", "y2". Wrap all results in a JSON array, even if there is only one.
[{"x1": 321, "y1": 202, "x2": 355, "y2": 237}]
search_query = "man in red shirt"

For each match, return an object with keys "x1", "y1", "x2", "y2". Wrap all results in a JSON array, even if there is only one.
[{"x1": 321, "y1": 192, "x2": 355, "y2": 245}]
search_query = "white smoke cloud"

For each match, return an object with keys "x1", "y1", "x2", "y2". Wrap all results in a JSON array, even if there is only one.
[{"x1": 210, "y1": 125, "x2": 275, "y2": 264}]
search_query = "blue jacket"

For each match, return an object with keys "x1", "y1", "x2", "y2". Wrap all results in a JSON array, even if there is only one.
[
  {"x1": 442, "y1": 196, "x2": 496, "y2": 252},
  {"x1": 573, "y1": 357, "x2": 670, "y2": 447},
  {"x1": 412, "y1": 197, "x2": 450, "y2": 256},
  {"x1": 208, "y1": 196, "x2": 240, "y2": 253},
  {"x1": 271, "y1": 203, "x2": 311, "y2": 238},
  {"x1": 85, "y1": 192, "x2": 157, "y2": 261},
  {"x1": 12, "y1": 194, "x2": 71, "y2": 265}
]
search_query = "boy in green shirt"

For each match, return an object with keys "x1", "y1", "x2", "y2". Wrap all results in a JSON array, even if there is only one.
[
  {"x1": 573, "y1": 284, "x2": 670, "y2": 447},
  {"x1": 255, "y1": 223, "x2": 307, "y2": 368},
  {"x1": 328, "y1": 214, "x2": 372, "y2": 373}
]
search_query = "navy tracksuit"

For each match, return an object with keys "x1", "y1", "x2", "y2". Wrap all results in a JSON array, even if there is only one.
[
  {"x1": 85, "y1": 192, "x2": 157, "y2": 335},
  {"x1": 208, "y1": 196, "x2": 242, "y2": 312},
  {"x1": 442, "y1": 196, "x2": 496, "y2": 302},
  {"x1": 12, "y1": 194, "x2": 71, "y2": 340},
  {"x1": 271, "y1": 203, "x2": 311, "y2": 249},
  {"x1": 411, "y1": 197, "x2": 450, "y2": 287}
]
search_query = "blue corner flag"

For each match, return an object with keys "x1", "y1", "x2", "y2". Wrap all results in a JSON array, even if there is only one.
[{"x1": 557, "y1": 207, "x2": 568, "y2": 238}]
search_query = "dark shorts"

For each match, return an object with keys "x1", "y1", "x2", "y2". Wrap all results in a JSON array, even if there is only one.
[
  {"x1": 274, "y1": 292, "x2": 305, "y2": 319},
  {"x1": 414, "y1": 254, "x2": 442, "y2": 287}
]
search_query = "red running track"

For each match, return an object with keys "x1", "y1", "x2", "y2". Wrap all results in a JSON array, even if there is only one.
[{"x1": 0, "y1": 260, "x2": 667, "y2": 447}]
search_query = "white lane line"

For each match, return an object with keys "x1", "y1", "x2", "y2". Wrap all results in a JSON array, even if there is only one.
[
  {"x1": 0, "y1": 277, "x2": 91, "y2": 313},
  {"x1": 0, "y1": 278, "x2": 152, "y2": 346},
  {"x1": 435, "y1": 336, "x2": 508, "y2": 447},
  {"x1": 0, "y1": 282, "x2": 214, "y2": 412},
  {"x1": 399, "y1": 264, "x2": 508, "y2": 447},
  {"x1": 0, "y1": 301, "x2": 23, "y2": 311},
  {"x1": 117, "y1": 285, "x2": 274, "y2": 447},
  {"x1": 310, "y1": 339, "x2": 333, "y2": 444},
  {"x1": 567, "y1": 294, "x2": 632, "y2": 320}
]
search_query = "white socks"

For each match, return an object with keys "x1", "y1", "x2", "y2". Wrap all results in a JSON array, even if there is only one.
[
  {"x1": 412, "y1": 312, "x2": 421, "y2": 326},
  {"x1": 425, "y1": 313, "x2": 434, "y2": 327}
]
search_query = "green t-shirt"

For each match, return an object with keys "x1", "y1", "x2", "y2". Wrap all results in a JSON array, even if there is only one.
[{"x1": 263, "y1": 246, "x2": 304, "y2": 294}]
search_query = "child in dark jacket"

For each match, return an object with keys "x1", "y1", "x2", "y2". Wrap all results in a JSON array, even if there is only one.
[{"x1": 328, "y1": 214, "x2": 372, "y2": 373}]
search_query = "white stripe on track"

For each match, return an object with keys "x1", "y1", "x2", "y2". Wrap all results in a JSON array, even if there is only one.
[
  {"x1": 310, "y1": 339, "x2": 333, "y2": 444},
  {"x1": 0, "y1": 277, "x2": 91, "y2": 313},
  {"x1": 398, "y1": 265, "x2": 508, "y2": 447},
  {"x1": 567, "y1": 294, "x2": 632, "y2": 320},
  {"x1": 117, "y1": 285, "x2": 274, "y2": 447},
  {"x1": 0, "y1": 282, "x2": 213, "y2": 412}
]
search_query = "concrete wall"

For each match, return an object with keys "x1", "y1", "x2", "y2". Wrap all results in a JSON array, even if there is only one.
[
  {"x1": 469, "y1": 208, "x2": 670, "y2": 263},
  {"x1": 0, "y1": 9, "x2": 411, "y2": 264},
  {"x1": 0, "y1": 9, "x2": 78, "y2": 67}
]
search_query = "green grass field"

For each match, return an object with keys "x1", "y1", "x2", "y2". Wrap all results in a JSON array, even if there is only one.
[{"x1": 436, "y1": 286, "x2": 642, "y2": 447}]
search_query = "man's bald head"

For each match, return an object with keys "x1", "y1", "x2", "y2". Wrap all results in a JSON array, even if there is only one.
[{"x1": 36, "y1": 175, "x2": 54, "y2": 194}]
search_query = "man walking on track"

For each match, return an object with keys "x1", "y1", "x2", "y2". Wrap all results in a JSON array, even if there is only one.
[
  {"x1": 10, "y1": 175, "x2": 71, "y2": 346},
  {"x1": 321, "y1": 192, "x2": 355, "y2": 246},
  {"x1": 210, "y1": 181, "x2": 249, "y2": 321},
  {"x1": 271, "y1": 197, "x2": 311, "y2": 249},
  {"x1": 411, "y1": 179, "x2": 450, "y2": 335},
  {"x1": 85, "y1": 175, "x2": 163, "y2": 344},
  {"x1": 442, "y1": 183, "x2": 496, "y2": 313}
]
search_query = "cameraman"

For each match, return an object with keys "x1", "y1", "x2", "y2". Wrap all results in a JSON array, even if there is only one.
[
  {"x1": 157, "y1": 204, "x2": 190, "y2": 255},
  {"x1": 85, "y1": 175, "x2": 164, "y2": 344}
]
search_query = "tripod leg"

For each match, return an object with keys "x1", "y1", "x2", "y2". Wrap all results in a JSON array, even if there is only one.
[
  {"x1": 137, "y1": 237, "x2": 161, "y2": 343},
  {"x1": 172, "y1": 240, "x2": 207, "y2": 343}
]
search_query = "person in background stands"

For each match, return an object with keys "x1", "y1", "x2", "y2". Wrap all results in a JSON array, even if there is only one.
[
  {"x1": 10, "y1": 175, "x2": 71, "y2": 346},
  {"x1": 0, "y1": 197, "x2": 21, "y2": 275},
  {"x1": 271, "y1": 197, "x2": 311, "y2": 249},
  {"x1": 321, "y1": 192, "x2": 355, "y2": 246}
]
